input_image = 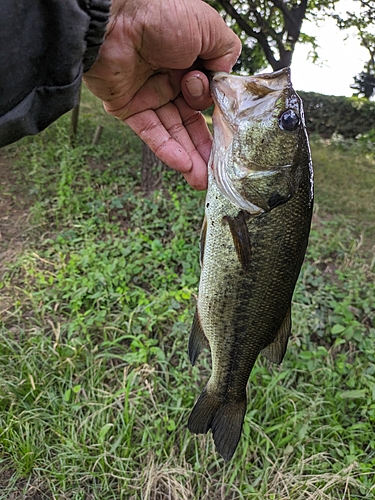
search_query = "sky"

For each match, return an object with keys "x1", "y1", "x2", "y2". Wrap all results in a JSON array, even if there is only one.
[{"x1": 290, "y1": 0, "x2": 369, "y2": 96}]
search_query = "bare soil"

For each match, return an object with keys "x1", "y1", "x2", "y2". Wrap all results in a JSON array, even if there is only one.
[
  {"x1": 0, "y1": 151, "x2": 31, "y2": 269},
  {"x1": 0, "y1": 466, "x2": 50, "y2": 500}
]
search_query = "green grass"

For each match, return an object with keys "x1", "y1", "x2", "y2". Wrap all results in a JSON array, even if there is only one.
[
  {"x1": 0, "y1": 89, "x2": 375, "y2": 499},
  {"x1": 311, "y1": 133, "x2": 375, "y2": 244}
]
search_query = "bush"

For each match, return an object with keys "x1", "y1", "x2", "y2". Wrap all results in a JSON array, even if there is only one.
[{"x1": 298, "y1": 91, "x2": 375, "y2": 139}]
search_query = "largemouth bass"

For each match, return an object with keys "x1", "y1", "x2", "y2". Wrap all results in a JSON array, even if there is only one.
[{"x1": 187, "y1": 68, "x2": 313, "y2": 461}]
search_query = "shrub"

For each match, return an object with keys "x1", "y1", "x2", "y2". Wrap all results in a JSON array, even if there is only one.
[{"x1": 298, "y1": 91, "x2": 375, "y2": 139}]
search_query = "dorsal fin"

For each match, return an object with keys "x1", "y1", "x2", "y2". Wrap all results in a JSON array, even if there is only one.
[
  {"x1": 223, "y1": 211, "x2": 252, "y2": 272},
  {"x1": 261, "y1": 306, "x2": 291, "y2": 364}
]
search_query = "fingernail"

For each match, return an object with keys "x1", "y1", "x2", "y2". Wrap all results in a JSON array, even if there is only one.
[{"x1": 186, "y1": 76, "x2": 204, "y2": 97}]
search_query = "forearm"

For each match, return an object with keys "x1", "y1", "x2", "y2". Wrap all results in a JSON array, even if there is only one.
[{"x1": 0, "y1": 0, "x2": 110, "y2": 147}]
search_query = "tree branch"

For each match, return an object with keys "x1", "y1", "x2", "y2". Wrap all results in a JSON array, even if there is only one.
[
  {"x1": 216, "y1": 0, "x2": 279, "y2": 68},
  {"x1": 216, "y1": 0, "x2": 309, "y2": 70}
]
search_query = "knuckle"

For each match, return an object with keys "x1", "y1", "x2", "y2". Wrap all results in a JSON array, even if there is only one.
[
  {"x1": 167, "y1": 122, "x2": 184, "y2": 136},
  {"x1": 183, "y1": 110, "x2": 203, "y2": 128},
  {"x1": 138, "y1": 120, "x2": 160, "y2": 137},
  {"x1": 154, "y1": 137, "x2": 173, "y2": 156}
]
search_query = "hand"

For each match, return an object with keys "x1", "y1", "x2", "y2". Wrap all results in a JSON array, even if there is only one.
[{"x1": 83, "y1": 0, "x2": 241, "y2": 189}]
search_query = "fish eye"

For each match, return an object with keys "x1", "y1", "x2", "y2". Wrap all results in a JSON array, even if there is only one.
[{"x1": 279, "y1": 109, "x2": 299, "y2": 132}]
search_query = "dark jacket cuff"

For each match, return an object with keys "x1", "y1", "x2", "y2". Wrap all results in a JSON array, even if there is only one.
[
  {"x1": 79, "y1": 0, "x2": 111, "y2": 72},
  {"x1": 0, "y1": 72, "x2": 83, "y2": 147},
  {"x1": 0, "y1": 0, "x2": 111, "y2": 147}
]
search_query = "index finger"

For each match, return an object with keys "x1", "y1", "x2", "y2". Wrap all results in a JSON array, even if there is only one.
[{"x1": 125, "y1": 108, "x2": 208, "y2": 190}]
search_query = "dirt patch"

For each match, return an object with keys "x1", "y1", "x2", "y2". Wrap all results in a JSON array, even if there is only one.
[
  {"x1": 0, "y1": 466, "x2": 50, "y2": 500},
  {"x1": 0, "y1": 151, "x2": 31, "y2": 272}
]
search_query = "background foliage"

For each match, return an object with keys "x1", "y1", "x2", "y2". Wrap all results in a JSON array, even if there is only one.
[
  {"x1": 207, "y1": 0, "x2": 339, "y2": 71},
  {"x1": 0, "y1": 89, "x2": 375, "y2": 499},
  {"x1": 207, "y1": 0, "x2": 375, "y2": 98},
  {"x1": 299, "y1": 91, "x2": 375, "y2": 138}
]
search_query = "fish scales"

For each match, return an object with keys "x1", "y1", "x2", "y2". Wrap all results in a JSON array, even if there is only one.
[{"x1": 188, "y1": 68, "x2": 313, "y2": 461}]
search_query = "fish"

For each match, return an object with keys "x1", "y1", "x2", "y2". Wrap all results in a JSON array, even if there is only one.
[{"x1": 187, "y1": 68, "x2": 313, "y2": 461}]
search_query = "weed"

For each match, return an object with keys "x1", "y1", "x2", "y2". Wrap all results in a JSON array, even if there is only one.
[{"x1": 0, "y1": 88, "x2": 374, "y2": 499}]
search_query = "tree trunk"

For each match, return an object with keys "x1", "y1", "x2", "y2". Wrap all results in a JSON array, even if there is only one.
[
  {"x1": 141, "y1": 143, "x2": 165, "y2": 195},
  {"x1": 70, "y1": 84, "x2": 81, "y2": 147}
]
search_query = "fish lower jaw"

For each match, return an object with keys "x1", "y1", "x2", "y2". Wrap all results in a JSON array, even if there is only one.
[
  {"x1": 212, "y1": 156, "x2": 264, "y2": 214},
  {"x1": 231, "y1": 196, "x2": 263, "y2": 214},
  {"x1": 216, "y1": 179, "x2": 264, "y2": 214}
]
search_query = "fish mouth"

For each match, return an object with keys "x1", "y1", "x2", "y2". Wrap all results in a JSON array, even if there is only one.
[
  {"x1": 212, "y1": 67, "x2": 291, "y2": 84},
  {"x1": 211, "y1": 67, "x2": 292, "y2": 123},
  {"x1": 210, "y1": 68, "x2": 296, "y2": 213}
]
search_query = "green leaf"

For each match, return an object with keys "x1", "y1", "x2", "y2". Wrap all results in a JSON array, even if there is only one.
[
  {"x1": 331, "y1": 324, "x2": 346, "y2": 334},
  {"x1": 167, "y1": 420, "x2": 176, "y2": 431},
  {"x1": 283, "y1": 445, "x2": 294, "y2": 456},
  {"x1": 99, "y1": 423, "x2": 113, "y2": 442},
  {"x1": 340, "y1": 390, "x2": 367, "y2": 399},
  {"x1": 299, "y1": 351, "x2": 313, "y2": 360},
  {"x1": 298, "y1": 423, "x2": 309, "y2": 440}
]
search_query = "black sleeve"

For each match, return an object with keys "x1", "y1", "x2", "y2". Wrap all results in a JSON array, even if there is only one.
[{"x1": 0, "y1": 0, "x2": 111, "y2": 148}]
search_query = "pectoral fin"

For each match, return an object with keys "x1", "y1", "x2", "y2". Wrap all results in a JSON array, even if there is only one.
[
  {"x1": 261, "y1": 306, "x2": 291, "y2": 364},
  {"x1": 199, "y1": 217, "x2": 207, "y2": 267},
  {"x1": 188, "y1": 308, "x2": 210, "y2": 366},
  {"x1": 223, "y1": 211, "x2": 251, "y2": 272}
]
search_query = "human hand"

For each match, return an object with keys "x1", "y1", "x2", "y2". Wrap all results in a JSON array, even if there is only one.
[{"x1": 83, "y1": 0, "x2": 241, "y2": 189}]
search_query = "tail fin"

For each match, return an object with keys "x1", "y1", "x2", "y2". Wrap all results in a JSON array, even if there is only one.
[{"x1": 188, "y1": 389, "x2": 247, "y2": 461}]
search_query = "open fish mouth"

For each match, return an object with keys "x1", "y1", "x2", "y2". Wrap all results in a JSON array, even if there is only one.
[
  {"x1": 209, "y1": 68, "x2": 299, "y2": 213},
  {"x1": 211, "y1": 67, "x2": 292, "y2": 122}
]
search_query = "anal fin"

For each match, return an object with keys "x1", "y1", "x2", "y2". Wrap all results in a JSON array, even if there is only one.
[
  {"x1": 188, "y1": 308, "x2": 209, "y2": 366},
  {"x1": 261, "y1": 306, "x2": 291, "y2": 364}
]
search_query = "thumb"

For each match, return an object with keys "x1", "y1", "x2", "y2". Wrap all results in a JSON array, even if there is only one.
[{"x1": 181, "y1": 71, "x2": 213, "y2": 111}]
